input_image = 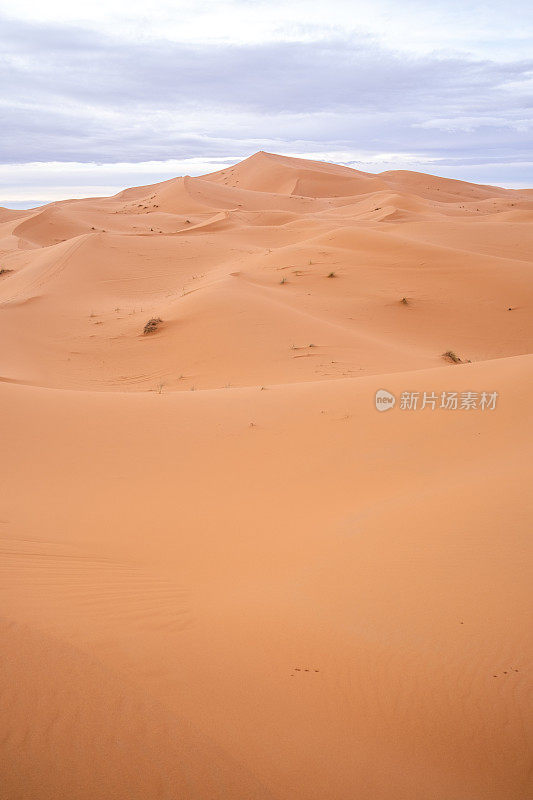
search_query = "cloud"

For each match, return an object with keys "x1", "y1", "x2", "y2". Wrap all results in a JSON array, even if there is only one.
[
  {"x1": 2, "y1": 15, "x2": 531, "y2": 112},
  {"x1": 415, "y1": 117, "x2": 533, "y2": 133},
  {"x1": 0, "y1": 9, "x2": 531, "y2": 194}
]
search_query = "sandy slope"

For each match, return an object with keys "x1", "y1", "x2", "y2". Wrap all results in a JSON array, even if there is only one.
[{"x1": 1, "y1": 152, "x2": 532, "y2": 799}]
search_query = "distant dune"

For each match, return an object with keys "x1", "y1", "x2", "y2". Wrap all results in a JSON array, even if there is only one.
[{"x1": 1, "y1": 152, "x2": 532, "y2": 799}]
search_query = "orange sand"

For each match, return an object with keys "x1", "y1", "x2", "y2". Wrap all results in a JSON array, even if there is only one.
[{"x1": 1, "y1": 152, "x2": 532, "y2": 799}]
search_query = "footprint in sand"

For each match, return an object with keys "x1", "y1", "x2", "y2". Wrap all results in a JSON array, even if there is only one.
[{"x1": 291, "y1": 667, "x2": 320, "y2": 676}]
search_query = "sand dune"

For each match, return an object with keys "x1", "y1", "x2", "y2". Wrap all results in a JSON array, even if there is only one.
[{"x1": 1, "y1": 153, "x2": 532, "y2": 799}]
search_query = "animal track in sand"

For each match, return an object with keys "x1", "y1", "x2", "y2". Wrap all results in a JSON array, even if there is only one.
[
  {"x1": 492, "y1": 668, "x2": 520, "y2": 677},
  {"x1": 290, "y1": 667, "x2": 320, "y2": 676}
]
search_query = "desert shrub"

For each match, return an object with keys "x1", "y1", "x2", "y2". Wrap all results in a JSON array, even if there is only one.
[
  {"x1": 143, "y1": 317, "x2": 163, "y2": 335},
  {"x1": 442, "y1": 350, "x2": 461, "y2": 363}
]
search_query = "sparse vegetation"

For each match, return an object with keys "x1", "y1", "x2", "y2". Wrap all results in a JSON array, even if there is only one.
[
  {"x1": 280, "y1": 277, "x2": 287, "y2": 284},
  {"x1": 143, "y1": 317, "x2": 163, "y2": 335},
  {"x1": 400, "y1": 297, "x2": 409, "y2": 305},
  {"x1": 0, "y1": 268, "x2": 13, "y2": 276},
  {"x1": 327, "y1": 271, "x2": 336, "y2": 278},
  {"x1": 442, "y1": 350, "x2": 462, "y2": 363}
]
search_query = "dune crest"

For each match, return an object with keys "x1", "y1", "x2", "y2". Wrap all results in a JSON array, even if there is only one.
[{"x1": 1, "y1": 152, "x2": 532, "y2": 393}]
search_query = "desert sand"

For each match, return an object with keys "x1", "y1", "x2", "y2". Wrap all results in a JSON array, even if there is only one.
[{"x1": 1, "y1": 151, "x2": 532, "y2": 799}]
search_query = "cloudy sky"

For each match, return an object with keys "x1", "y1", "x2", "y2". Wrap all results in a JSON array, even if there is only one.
[{"x1": 1, "y1": 0, "x2": 532, "y2": 206}]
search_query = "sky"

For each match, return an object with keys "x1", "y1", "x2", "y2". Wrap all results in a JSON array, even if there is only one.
[{"x1": 1, "y1": 0, "x2": 532, "y2": 206}]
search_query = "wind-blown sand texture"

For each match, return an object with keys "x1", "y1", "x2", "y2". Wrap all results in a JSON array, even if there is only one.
[{"x1": 1, "y1": 152, "x2": 532, "y2": 799}]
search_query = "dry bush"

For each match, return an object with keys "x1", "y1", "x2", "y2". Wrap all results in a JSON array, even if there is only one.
[
  {"x1": 143, "y1": 317, "x2": 163, "y2": 335},
  {"x1": 442, "y1": 350, "x2": 461, "y2": 363}
]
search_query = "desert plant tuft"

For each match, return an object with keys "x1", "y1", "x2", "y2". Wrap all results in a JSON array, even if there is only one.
[
  {"x1": 0, "y1": 268, "x2": 13, "y2": 276},
  {"x1": 400, "y1": 297, "x2": 408, "y2": 305},
  {"x1": 442, "y1": 350, "x2": 461, "y2": 363},
  {"x1": 280, "y1": 277, "x2": 287, "y2": 284},
  {"x1": 143, "y1": 317, "x2": 163, "y2": 335},
  {"x1": 327, "y1": 271, "x2": 336, "y2": 278}
]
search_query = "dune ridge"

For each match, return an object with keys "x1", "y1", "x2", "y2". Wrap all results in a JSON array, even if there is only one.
[{"x1": 1, "y1": 152, "x2": 532, "y2": 799}]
